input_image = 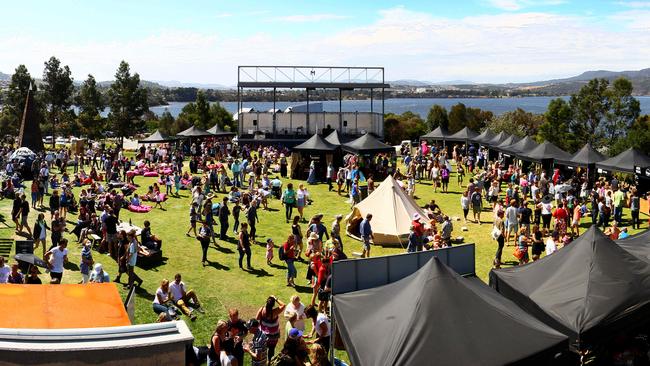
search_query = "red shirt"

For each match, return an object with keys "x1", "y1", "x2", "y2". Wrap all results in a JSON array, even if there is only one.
[
  {"x1": 283, "y1": 242, "x2": 295, "y2": 259},
  {"x1": 553, "y1": 208, "x2": 568, "y2": 221},
  {"x1": 412, "y1": 220, "x2": 424, "y2": 237}
]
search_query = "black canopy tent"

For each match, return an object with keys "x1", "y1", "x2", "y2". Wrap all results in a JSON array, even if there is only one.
[
  {"x1": 342, "y1": 133, "x2": 393, "y2": 155},
  {"x1": 176, "y1": 125, "x2": 214, "y2": 138},
  {"x1": 419, "y1": 126, "x2": 450, "y2": 143},
  {"x1": 472, "y1": 128, "x2": 496, "y2": 145},
  {"x1": 596, "y1": 147, "x2": 650, "y2": 174},
  {"x1": 334, "y1": 257, "x2": 568, "y2": 366},
  {"x1": 290, "y1": 133, "x2": 338, "y2": 180},
  {"x1": 324, "y1": 130, "x2": 342, "y2": 146},
  {"x1": 445, "y1": 126, "x2": 479, "y2": 142},
  {"x1": 485, "y1": 131, "x2": 511, "y2": 147},
  {"x1": 617, "y1": 229, "x2": 650, "y2": 263},
  {"x1": 556, "y1": 143, "x2": 606, "y2": 167},
  {"x1": 492, "y1": 134, "x2": 522, "y2": 154},
  {"x1": 497, "y1": 136, "x2": 538, "y2": 156},
  {"x1": 138, "y1": 130, "x2": 177, "y2": 144},
  {"x1": 207, "y1": 124, "x2": 236, "y2": 137},
  {"x1": 490, "y1": 226, "x2": 650, "y2": 350},
  {"x1": 518, "y1": 140, "x2": 571, "y2": 163}
]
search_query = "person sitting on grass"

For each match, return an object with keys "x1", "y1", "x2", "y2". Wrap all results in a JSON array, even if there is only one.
[
  {"x1": 152, "y1": 279, "x2": 177, "y2": 322},
  {"x1": 141, "y1": 220, "x2": 162, "y2": 251},
  {"x1": 89, "y1": 263, "x2": 110, "y2": 283},
  {"x1": 169, "y1": 273, "x2": 204, "y2": 321}
]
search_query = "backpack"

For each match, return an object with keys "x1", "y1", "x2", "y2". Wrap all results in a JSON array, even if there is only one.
[
  {"x1": 278, "y1": 245, "x2": 286, "y2": 261},
  {"x1": 471, "y1": 192, "x2": 482, "y2": 206},
  {"x1": 441, "y1": 168, "x2": 449, "y2": 179}
]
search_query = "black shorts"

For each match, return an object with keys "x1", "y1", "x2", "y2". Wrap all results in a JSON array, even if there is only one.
[
  {"x1": 50, "y1": 271, "x2": 63, "y2": 280},
  {"x1": 532, "y1": 243, "x2": 545, "y2": 256}
]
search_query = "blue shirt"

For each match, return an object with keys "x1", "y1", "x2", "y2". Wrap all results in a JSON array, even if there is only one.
[
  {"x1": 128, "y1": 240, "x2": 138, "y2": 267},
  {"x1": 360, "y1": 219, "x2": 372, "y2": 239}
]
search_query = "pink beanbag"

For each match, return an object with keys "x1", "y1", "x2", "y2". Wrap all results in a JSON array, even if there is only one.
[
  {"x1": 137, "y1": 162, "x2": 145, "y2": 168},
  {"x1": 143, "y1": 171, "x2": 158, "y2": 177},
  {"x1": 81, "y1": 178, "x2": 93, "y2": 185},
  {"x1": 181, "y1": 179, "x2": 192, "y2": 186},
  {"x1": 126, "y1": 171, "x2": 136, "y2": 177},
  {"x1": 162, "y1": 168, "x2": 172, "y2": 175},
  {"x1": 128, "y1": 204, "x2": 152, "y2": 213}
]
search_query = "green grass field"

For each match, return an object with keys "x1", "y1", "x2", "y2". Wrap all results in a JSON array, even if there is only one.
[{"x1": 0, "y1": 160, "x2": 646, "y2": 354}]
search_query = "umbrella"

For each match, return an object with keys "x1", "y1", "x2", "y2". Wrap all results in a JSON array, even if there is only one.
[
  {"x1": 9, "y1": 147, "x2": 36, "y2": 161},
  {"x1": 554, "y1": 184, "x2": 572, "y2": 194},
  {"x1": 14, "y1": 253, "x2": 48, "y2": 268}
]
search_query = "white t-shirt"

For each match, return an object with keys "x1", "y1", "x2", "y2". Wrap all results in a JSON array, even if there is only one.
[
  {"x1": 48, "y1": 247, "x2": 68, "y2": 273},
  {"x1": 284, "y1": 302, "x2": 306, "y2": 331},
  {"x1": 546, "y1": 238, "x2": 557, "y2": 256},
  {"x1": 316, "y1": 313, "x2": 331, "y2": 337},
  {"x1": 153, "y1": 287, "x2": 170, "y2": 305},
  {"x1": 541, "y1": 203, "x2": 553, "y2": 215},
  {"x1": 0, "y1": 265, "x2": 10, "y2": 283},
  {"x1": 169, "y1": 281, "x2": 186, "y2": 301},
  {"x1": 505, "y1": 206, "x2": 518, "y2": 223}
]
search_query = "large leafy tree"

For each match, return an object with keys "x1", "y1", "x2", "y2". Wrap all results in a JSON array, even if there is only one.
[
  {"x1": 537, "y1": 98, "x2": 575, "y2": 151},
  {"x1": 158, "y1": 110, "x2": 175, "y2": 135},
  {"x1": 610, "y1": 115, "x2": 650, "y2": 155},
  {"x1": 107, "y1": 61, "x2": 149, "y2": 146},
  {"x1": 1, "y1": 65, "x2": 38, "y2": 136},
  {"x1": 76, "y1": 74, "x2": 105, "y2": 139},
  {"x1": 195, "y1": 91, "x2": 211, "y2": 130},
  {"x1": 487, "y1": 108, "x2": 542, "y2": 138},
  {"x1": 605, "y1": 78, "x2": 640, "y2": 145},
  {"x1": 569, "y1": 78, "x2": 610, "y2": 147},
  {"x1": 448, "y1": 103, "x2": 492, "y2": 133},
  {"x1": 42, "y1": 56, "x2": 74, "y2": 146},
  {"x1": 383, "y1": 111, "x2": 427, "y2": 145},
  {"x1": 209, "y1": 102, "x2": 235, "y2": 131},
  {"x1": 426, "y1": 104, "x2": 448, "y2": 131}
]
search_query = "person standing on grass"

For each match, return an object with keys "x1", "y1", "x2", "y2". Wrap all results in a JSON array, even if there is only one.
[
  {"x1": 359, "y1": 213, "x2": 373, "y2": 258},
  {"x1": 256, "y1": 296, "x2": 286, "y2": 362},
  {"x1": 19, "y1": 194, "x2": 32, "y2": 237},
  {"x1": 331, "y1": 215, "x2": 344, "y2": 251},
  {"x1": 296, "y1": 184, "x2": 309, "y2": 222},
  {"x1": 79, "y1": 240, "x2": 93, "y2": 284},
  {"x1": 460, "y1": 190, "x2": 470, "y2": 224},
  {"x1": 247, "y1": 200, "x2": 259, "y2": 243},
  {"x1": 219, "y1": 197, "x2": 230, "y2": 240},
  {"x1": 283, "y1": 234, "x2": 297, "y2": 287},
  {"x1": 281, "y1": 183, "x2": 296, "y2": 223},
  {"x1": 44, "y1": 238, "x2": 68, "y2": 284},
  {"x1": 630, "y1": 189, "x2": 641, "y2": 229},
  {"x1": 126, "y1": 231, "x2": 143, "y2": 288},
  {"x1": 470, "y1": 187, "x2": 483, "y2": 225},
  {"x1": 238, "y1": 222, "x2": 252, "y2": 270},
  {"x1": 505, "y1": 200, "x2": 519, "y2": 245},
  {"x1": 186, "y1": 202, "x2": 199, "y2": 237},
  {"x1": 33, "y1": 213, "x2": 50, "y2": 258},
  {"x1": 232, "y1": 200, "x2": 241, "y2": 235},
  {"x1": 198, "y1": 220, "x2": 212, "y2": 267},
  {"x1": 493, "y1": 209, "x2": 505, "y2": 268}
]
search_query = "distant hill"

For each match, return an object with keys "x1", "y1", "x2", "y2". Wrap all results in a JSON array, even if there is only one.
[
  {"x1": 153, "y1": 80, "x2": 232, "y2": 89},
  {"x1": 0, "y1": 72, "x2": 10, "y2": 81}
]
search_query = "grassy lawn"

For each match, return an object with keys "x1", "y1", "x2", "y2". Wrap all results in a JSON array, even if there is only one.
[{"x1": 0, "y1": 159, "x2": 647, "y2": 355}]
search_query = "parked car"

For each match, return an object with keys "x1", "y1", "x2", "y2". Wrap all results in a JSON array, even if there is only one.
[
  {"x1": 55, "y1": 137, "x2": 70, "y2": 145},
  {"x1": 43, "y1": 136, "x2": 53, "y2": 144}
]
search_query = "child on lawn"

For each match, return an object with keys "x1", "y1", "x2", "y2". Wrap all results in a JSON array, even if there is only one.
[{"x1": 266, "y1": 238, "x2": 274, "y2": 265}]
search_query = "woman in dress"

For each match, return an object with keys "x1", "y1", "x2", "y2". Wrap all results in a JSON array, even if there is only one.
[
  {"x1": 493, "y1": 209, "x2": 506, "y2": 268},
  {"x1": 256, "y1": 296, "x2": 286, "y2": 362},
  {"x1": 515, "y1": 227, "x2": 530, "y2": 265},
  {"x1": 307, "y1": 160, "x2": 317, "y2": 185},
  {"x1": 291, "y1": 216, "x2": 304, "y2": 260},
  {"x1": 530, "y1": 224, "x2": 544, "y2": 262},
  {"x1": 296, "y1": 184, "x2": 309, "y2": 222}
]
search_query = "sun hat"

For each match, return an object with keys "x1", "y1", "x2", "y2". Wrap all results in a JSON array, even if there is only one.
[
  {"x1": 94, "y1": 263, "x2": 103, "y2": 273},
  {"x1": 288, "y1": 328, "x2": 303, "y2": 339}
]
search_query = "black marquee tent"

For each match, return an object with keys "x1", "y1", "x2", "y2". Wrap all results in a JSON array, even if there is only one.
[
  {"x1": 492, "y1": 134, "x2": 522, "y2": 153},
  {"x1": 518, "y1": 140, "x2": 571, "y2": 163},
  {"x1": 445, "y1": 127, "x2": 479, "y2": 142},
  {"x1": 207, "y1": 124, "x2": 236, "y2": 137},
  {"x1": 556, "y1": 143, "x2": 606, "y2": 167},
  {"x1": 420, "y1": 126, "x2": 450, "y2": 142},
  {"x1": 334, "y1": 257, "x2": 568, "y2": 366},
  {"x1": 617, "y1": 229, "x2": 650, "y2": 263},
  {"x1": 342, "y1": 133, "x2": 393, "y2": 155},
  {"x1": 485, "y1": 131, "x2": 510, "y2": 147},
  {"x1": 499, "y1": 136, "x2": 539, "y2": 156},
  {"x1": 596, "y1": 147, "x2": 650, "y2": 174},
  {"x1": 176, "y1": 125, "x2": 214, "y2": 138},
  {"x1": 472, "y1": 129, "x2": 496, "y2": 145},
  {"x1": 138, "y1": 130, "x2": 177, "y2": 144},
  {"x1": 490, "y1": 226, "x2": 650, "y2": 349},
  {"x1": 324, "y1": 130, "x2": 342, "y2": 146},
  {"x1": 292, "y1": 133, "x2": 337, "y2": 153}
]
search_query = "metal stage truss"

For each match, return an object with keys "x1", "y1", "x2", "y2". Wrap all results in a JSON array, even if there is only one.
[{"x1": 236, "y1": 66, "x2": 390, "y2": 138}]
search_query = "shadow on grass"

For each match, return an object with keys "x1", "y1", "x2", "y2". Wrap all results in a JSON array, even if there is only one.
[
  {"x1": 64, "y1": 262, "x2": 80, "y2": 271},
  {"x1": 268, "y1": 262, "x2": 286, "y2": 270},
  {"x1": 134, "y1": 286, "x2": 155, "y2": 302},
  {"x1": 292, "y1": 285, "x2": 312, "y2": 294},
  {"x1": 245, "y1": 267, "x2": 272, "y2": 278},
  {"x1": 206, "y1": 260, "x2": 230, "y2": 271},
  {"x1": 213, "y1": 244, "x2": 235, "y2": 254},
  {"x1": 263, "y1": 208, "x2": 279, "y2": 212}
]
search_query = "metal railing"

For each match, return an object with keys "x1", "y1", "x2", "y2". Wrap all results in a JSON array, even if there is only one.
[{"x1": 238, "y1": 66, "x2": 385, "y2": 85}]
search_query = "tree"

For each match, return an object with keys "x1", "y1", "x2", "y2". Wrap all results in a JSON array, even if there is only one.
[
  {"x1": 537, "y1": 98, "x2": 575, "y2": 151},
  {"x1": 605, "y1": 78, "x2": 640, "y2": 144},
  {"x1": 383, "y1": 112, "x2": 427, "y2": 145},
  {"x1": 195, "y1": 91, "x2": 211, "y2": 129},
  {"x1": 610, "y1": 115, "x2": 650, "y2": 155},
  {"x1": 2, "y1": 65, "x2": 37, "y2": 136},
  {"x1": 569, "y1": 78, "x2": 610, "y2": 147},
  {"x1": 76, "y1": 74, "x2": 106, "y2": 139},
  {"x1": 158, "y1": 110, "x2": 175, "y2": 135},
  {"x1": 42, "y1": 56, "x2": 74, "y2": 146},
  {"x1": 107, "y1": 61, "x2": 149, "y2": 146},
  {"x1": 209, "y1": 102, "x2": 235, "y2": 131},
  {"x1": 426, "y1": 104, "x2": 448, "y2": 131},
  {"x1": 448, "y1": 103, "x2": 492, "y2": 133},
  {"x1": 447, "y1": 103, "x2": 468, "y2": 133}
]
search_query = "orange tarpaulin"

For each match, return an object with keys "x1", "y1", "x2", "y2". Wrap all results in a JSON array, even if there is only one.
[{"x1": 0, "y1": 283, "x2": 131, "y2": 329}]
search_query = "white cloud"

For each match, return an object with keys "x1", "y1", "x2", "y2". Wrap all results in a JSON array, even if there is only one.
[
  {"x1": 0, "y1": 7, "x2": 648, "y2": 84},
  {"x1": 616, "y1": 1, "x2": 650, "y2": 8},
  {"x1": 610, "y1": 9, "x2": 650, "y2": 29},
  {"x1": 486, "y1": 0, "x2": 566, "y2": 11},
  {"x1": 272, "y1": 13, "x2": 350, "y2": 22}
]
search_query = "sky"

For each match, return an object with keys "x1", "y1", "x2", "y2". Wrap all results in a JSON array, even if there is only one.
[{"x1": 1, "y1": 0, "x2": 650, "y2": 85}]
